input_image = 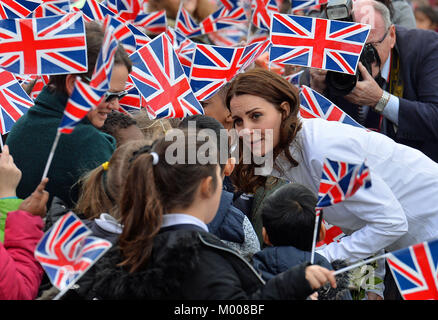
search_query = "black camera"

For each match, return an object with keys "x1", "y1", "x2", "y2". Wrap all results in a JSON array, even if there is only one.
[{"x1": 324, "y1": 0, "x2": 379, "y2": 96}]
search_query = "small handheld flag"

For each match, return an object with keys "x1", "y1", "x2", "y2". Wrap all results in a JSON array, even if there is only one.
[
  {"x1": 34, "y1": 211, "x2": 112, "y2": 298},
  {"x1": 0, "y1": 70, "x2": 34, "y2": 135},
  {"x1": 299, "y1": 85, "x2": 364, "y2": 128},
  {"x1": 0, "y1": 12, "x2": 87, "y2": 75},
  {"x1": 129, "y1": 33, "x2": 203, "y2": 119},
  {"x1": 270, "y1": 14, "x2": 370, "y2": 75},
  {"x1": 310, "y1": 158, "x2": 372, "y2": 263}
]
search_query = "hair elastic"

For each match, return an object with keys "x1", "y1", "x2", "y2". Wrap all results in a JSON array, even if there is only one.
[
  {"x1": 150, "y1": 152, "x2": 159, "y2": 165},
  {"x1": 101, "y1": 161, "x2": 109, "y2": 171}
]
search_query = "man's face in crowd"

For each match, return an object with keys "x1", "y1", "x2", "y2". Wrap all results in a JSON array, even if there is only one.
[{"x1": 353, "y1": 1, "x2": 396, "y2": 78}]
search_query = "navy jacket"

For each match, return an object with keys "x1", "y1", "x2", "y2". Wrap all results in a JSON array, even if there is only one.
[
  {"x1": 252, "y1": 246, "x2": 353, "y2": 300},
  {"x1": 207, "y1": 189, "x2": 245, "y2": 244},
  {"x1": 327, "y1": 27, "x2": 438, "y2": 162},
  {"x1": 252, "y1": 246, "x2": 332, "y2": 281}
]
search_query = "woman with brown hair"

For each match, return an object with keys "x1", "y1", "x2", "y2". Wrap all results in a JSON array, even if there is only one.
[
  {"x1": 226, "y1": 68, "x2": 438, "y2": 289},
  {"x1": 62, "y1": 128, "x2": 336, "y2": 300}
]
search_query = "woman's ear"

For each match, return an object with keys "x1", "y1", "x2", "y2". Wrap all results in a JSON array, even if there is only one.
[
  {"x1": 65, "y1": 74, "x2": 76, "y2": 96},
  {"x1": 279, "y1": 101, "x2": 291, "y2": 121},
  {"x1": 223, "y1": 157, "x2": 236, "y2": 177}
]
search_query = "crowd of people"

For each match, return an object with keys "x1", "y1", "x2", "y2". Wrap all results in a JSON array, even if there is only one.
[{"x1": 1, "y1": 0, "x2": 438, "y2": 303}]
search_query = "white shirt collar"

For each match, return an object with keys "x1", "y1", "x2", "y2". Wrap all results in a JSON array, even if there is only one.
[
  {"x1": 161, "y1": 213, "x2": 209, "y2": 232},
  {"x1": 381, "y1": 51, "x2": 391, "y2": 82}
]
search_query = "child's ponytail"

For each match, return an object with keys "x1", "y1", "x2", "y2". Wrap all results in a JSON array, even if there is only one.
[{"x1": 118, "y1": 151, "x2": 163, "y2": 273}]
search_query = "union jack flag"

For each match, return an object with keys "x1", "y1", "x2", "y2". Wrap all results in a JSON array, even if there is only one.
[
  {"x1": 251, "y1": 0, "x2": 279, "y2": 30},
  {"x1": 58, "y1": 78, "x2": 105, "y2": 134},
  {"x1": 299, "y1": 85, "x2": 363, "y2": 128},
  {"x1": 201, "y1": 6, "x2": 247, "y2": 35},
  {"x1": 127, "y1": 23, "x2": 150, "y2": 50},
  {"x1": 316, "y1": 158, "x2": 372, "y2": 208},
  {"x1": 291, "y1": 0, "x2": 317, "y2": 12},
  {"x1": 90, "y1": 16, "x2": 119, "y2": 91},
  {"x1": 386, "y1": 238, "x2": 438, "y2": 300},
  {"x1": 102, "y1": 14, "x2": 137, "y2": 55},
  {"x1": 81, "y1": 0, "x2": 114, "y2": 21},
  {"x1": 219, "y1": 0, "x2": 241, "y2": 11},
  {"x1": 176, "y1": 4, "x2": 247, "y2": 38},
  {"x1": 167, "y1": 27, "x2": 196, "y2": 78},
  {"x1": 34, "y1": 211, "x2": 112, "y2": 290},
  {"x1": 0, "y1": 12, "x2": 87, "y2": 75},
  {"x1": 0, "y1": 70, "x2": 34, "y2": 135},
  {"x1": 134, "y1": 10, "x2": 167, "y2": 34},
  {"x1": 104, "y1": 0, "x2": 141, "y2": 22},
  {"x1": 190, "y1": 42, "x2": 267, "y2": 100},
  {"x1": 240, "y1": 38, "x2": 271, "y2": 70},
  {"x1": 29, "y1": 75, "x2": 50, "y2": 100},
  {"x1": 175, "y1": 4, "x2": 200, "y2": 37},
  {"x1": 119, "y1": 84, "x2": 145, "y2": 114},
  {"x1": 30, "y1": 0, "x2": 71, "y2": 18},
  {"x1": 129, "y1": 33, "x2": 203, "y2": 119},
  {"x1": 81, "y1": 0, "x2": 150, "y2": 51},
  {"x1": 284, "y1": 69, "x2": 303, "y2": 87},
  {"x1": 270, "y1": 14, "x2": 370, "y2": 75},
  {"x1": 316, "y1": 220, "x2": 346, "y2": 248},
  {"x1": 0, "y1": 0, "x2": 41, "y2": 19}
]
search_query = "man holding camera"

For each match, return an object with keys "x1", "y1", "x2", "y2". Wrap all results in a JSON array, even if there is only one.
[{"x1": 310, "y1": 0, "x2": 438, "y2": 162}]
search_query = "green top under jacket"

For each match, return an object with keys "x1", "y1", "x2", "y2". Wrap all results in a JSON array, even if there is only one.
[{"x1": 6, "y1": 86, "x2": 116, "y2": 209}]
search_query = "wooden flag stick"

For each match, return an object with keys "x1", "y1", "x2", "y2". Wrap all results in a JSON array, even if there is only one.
[
  {"x1": 42, "y1": 130, "x2": 61, "y2": 181},
  {"x1": 333, "y1": 252, "x2": 391, "y2": 276}
]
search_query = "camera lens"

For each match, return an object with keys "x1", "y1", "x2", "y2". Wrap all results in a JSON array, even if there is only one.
[{"x1": 326, "y1": 71, "x2": 358, "y2": 96}]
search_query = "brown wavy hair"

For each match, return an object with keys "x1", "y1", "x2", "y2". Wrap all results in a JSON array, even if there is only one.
[
  {"x1": 118, "y1": 129, "x2": 225, "y2": 273},
  {"x1": 75, "y1": 139, "x2": 152, "y2": 220},
  {"x1": 225, "y1": 68, "x2": 302, "y2": 194}
]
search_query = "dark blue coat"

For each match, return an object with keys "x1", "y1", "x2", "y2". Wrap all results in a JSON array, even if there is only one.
[
  {"x1": 252, "y1": 246, "x2": 353, "y2": 300},
  {"x1": 207, "y1": 189, "x2": 245, "y2": 244},
  {"x1": 327, "y1": 27, "x2": 438, "y2": 162},
  {"x1": 252, "y1": 246, "x2": 332, "y2": 281}
]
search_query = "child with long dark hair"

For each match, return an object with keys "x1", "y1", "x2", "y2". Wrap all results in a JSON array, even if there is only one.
[{"x1": 67, "y1": 129, "x2": 336, "y2": 300}]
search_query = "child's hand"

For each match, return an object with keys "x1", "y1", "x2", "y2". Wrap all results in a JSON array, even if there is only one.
[
  {"x1": 18, "y1": 178, "x2": 49, "y2": 218},
  {"x1": 0, "y1": 145, "x2": 22, "y2": 198},
  {"x1": 305, "y1": 265, "x2": 337, "y2": 290}
]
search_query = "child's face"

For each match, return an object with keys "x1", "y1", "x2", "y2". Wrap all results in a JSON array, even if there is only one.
[
  {"x1": 201, "y1": 95, "x2": 234, "y2": 131},
  {"x1": 415, "y1": 11, "x2": 435, "y2": 30}
]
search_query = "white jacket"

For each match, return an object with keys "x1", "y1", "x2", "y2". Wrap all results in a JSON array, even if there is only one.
[{"x1": 271, "y1": 118, "x2": 438, "y2": 263}]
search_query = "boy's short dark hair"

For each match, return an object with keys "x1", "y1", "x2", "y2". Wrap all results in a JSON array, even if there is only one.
[
  {"x1": 178, "y1": 115, "x2": 230, "y2": 158},
  {"x1": 100, "y1": 111, "x2": 138, "y2": 137},
  {"x1": 261, "y1": 183, "x2": 318, "y2": 251},
  {"x1": 178, "y1": 114, "x2": 225, "y2": 135}
]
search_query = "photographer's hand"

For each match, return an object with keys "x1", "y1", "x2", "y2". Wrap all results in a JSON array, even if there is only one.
[{"x1": 345, "y1": 62, "x2": 383, "y2": 107}]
